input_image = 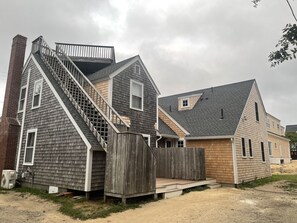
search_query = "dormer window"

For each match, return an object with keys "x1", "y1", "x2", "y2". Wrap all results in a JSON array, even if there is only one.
[
  {"x1": 181, "y1": 98, "x2": 189, "y2": 108},
  {"x1": 178, "y1": 93, "x2": 202, "y2": 111}
]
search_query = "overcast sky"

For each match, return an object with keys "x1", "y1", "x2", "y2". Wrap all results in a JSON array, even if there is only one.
[{"x1": 0, "y1": 0, "x2": 296, "y2": 126}]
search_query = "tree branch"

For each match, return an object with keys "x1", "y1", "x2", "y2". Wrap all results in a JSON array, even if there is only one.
[{"x1": 286, "y1": 0, "x2": 297, "y2": 22}]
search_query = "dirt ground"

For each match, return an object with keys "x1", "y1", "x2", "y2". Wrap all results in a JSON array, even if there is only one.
[{"x1": 1, "y1": 161, "x2": 297, "y2": 223}]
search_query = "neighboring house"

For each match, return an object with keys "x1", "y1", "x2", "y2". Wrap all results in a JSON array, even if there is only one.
[
  {"x1": 6, "y1": 36, "x2": 159, "y2": 195},
  {"x1": 158, "y1": 80, "x2": 271, "y2": 185},
  {"x1": 286, "y1": 125, "x2": 297, "y2": 160},
  {"x1": 266, "y1": 113, "x2": 291, "y2": 164},
  {"x1": 286, "y1": 125, "x2": 297, "y2": 133}
]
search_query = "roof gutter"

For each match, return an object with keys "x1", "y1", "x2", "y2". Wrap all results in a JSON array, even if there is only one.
[{"x1": 186, "y1": 135, "x2": 234, "y2": 140}]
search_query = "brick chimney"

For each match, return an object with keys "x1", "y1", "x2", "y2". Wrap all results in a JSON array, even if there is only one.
[{"x1": 0, "y1": 35, "x2": 27, "y2": 175}]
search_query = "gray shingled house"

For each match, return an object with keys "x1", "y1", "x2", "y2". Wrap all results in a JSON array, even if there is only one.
[
  {"x1": 158, "y1": 80, "x2": 271, "y2": 185},
  {"x1": 9, "y1": 36, "x2": 159, "y2": 199}
]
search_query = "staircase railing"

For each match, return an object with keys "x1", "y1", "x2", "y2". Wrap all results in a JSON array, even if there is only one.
[{"x1": 32, "y1": 36, "x2": 129, "y2": 150}]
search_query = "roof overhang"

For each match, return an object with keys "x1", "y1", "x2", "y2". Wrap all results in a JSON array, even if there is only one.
[
  {"x1": 186, "y1": 135, "x2": 234, "y2": 140},
  {"x1": 267, "y1": 131, "x2": 290, "y2": 141}
]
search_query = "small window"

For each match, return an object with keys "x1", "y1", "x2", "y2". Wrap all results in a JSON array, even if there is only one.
[
  {"x1": 134, "y1": 65, "x2": 140, "y2": 74},
  {"x1": 255, "y1": 102, "x2": 259, "y2": 121},
  {"x1": 18, "y1": 86, "x2": 27, "y2": 112},
  {"x1": 142, "y1": 134, "x2": 150, "y2": 146},
  {"x1": 181, "y1": 98, "x2": 189, "y2": 108},
  {"x1": 261, "y1": 142, "x2": 265, "y2": 162},
  {"x1": 242, "y1": 138, "x2": 246, "y2": 157},
  {"x1": 248, "y1": 139, "x2": 253, "y2": 157},
  {"x1": 24, "y1": 129, "x2": 37, "y2": 165},
  {"x1": 130, "y1": 80, "x2": 143, "y2": 111},
  {"x1": 268, "y1": 141, "x2": 272, "y2": 156},
  {"x1": 165, "y1": 140, "x2": 172, "y2": 148},
  {"x1": 177, "y1": 140, "x2": 184, "y2": 148},
  {"x1": 32, "y1": 79, "x2": 43, "y2": 109}
]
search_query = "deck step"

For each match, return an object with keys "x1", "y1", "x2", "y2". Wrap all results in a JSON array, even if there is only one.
[
  {"x1": 163, "y1": 189, "x2": 183, "y2": 199},
  {"x1": 207, "y1": 183, "x2": 221, "y2": 189}
]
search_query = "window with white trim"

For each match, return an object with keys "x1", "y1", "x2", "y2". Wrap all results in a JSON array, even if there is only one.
[
  {"x1": 242, "y1": 138, "x2": 246, "y2": 157},
  {"x1": 181, "y1": 98, "x2": 189, "y2": 108},
  {"x1": 248, "y1": 139, "x2": 253, "y2": 157},
  {"x1": 24, "y1": 129, "x2": 37, "y2": 165},
  {"x1": 18, "y1": 86, "x2": 27, "y2": 112},
  {"x1": 177, "y1": 140, "x2": 184, "y2": 148},
  {"x1": 142, "y1": 134, "x2": 150, "y2": 146},
  {"x1": 130, "y1": 80, "x2": 143, "y2": 111},
  {"x1": 32, "y1": 79, "x2": 43, "y2": 109},
  {"x1": 261, "y1": 142, "x2": 265, "y2": 162}
]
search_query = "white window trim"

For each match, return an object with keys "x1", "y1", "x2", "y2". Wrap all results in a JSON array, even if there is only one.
[
  {"x1": 142, "y1": 134, "x2": 151, "y2": 146},
  {"x1": 181, "y1": 98, "x2": 190, "y2": 108},
  {"x1": 32, "y1": 79, "x2": 43, "y2": 109},
  {"x1": 177, "y1": 139, "x2": 185, "y2": 148},
  {"x1": 130, "y1": 79, "x2": 144, "y2": 111},
  {"x1": 18, "y1": 85, "x2": 27, "y2": 112},
  {"x1": 241, "y1": 138, "x2": 247, "y2": 158},
  {"x1": 248, "y1": 139, "x2": 253, "y2": 158},
  {"x1": 23, "y1": 128, "x2": 38, "y2": 166},
  {"x1": 134, "y1": 64, "x2": 140, "y2": 74}
]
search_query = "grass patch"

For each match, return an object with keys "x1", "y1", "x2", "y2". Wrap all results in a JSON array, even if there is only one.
[
  {"x1": 239, "y1": 174, "x2": 297, "y2": 189},
  {"x1": 10, "y1": 187, "x2": 143, "y2": 220}
]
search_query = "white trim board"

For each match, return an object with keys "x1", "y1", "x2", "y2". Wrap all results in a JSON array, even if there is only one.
[{"x1": 31, "y1": 55, "x2": 93, "y2": 192}]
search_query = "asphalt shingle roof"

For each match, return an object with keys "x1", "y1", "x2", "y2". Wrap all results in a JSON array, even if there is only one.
[
  {"x1": 286, "y1": 125, "x2": 297, "y2": 133},
  {"x1": 159, "y1": 79, "x2": 255, "y2": 138},
  {"x1": 87, "y1": 56, "x2": 137, "y2": 81},
  {"x1": 158, "y1": 119, "x2": 178, "y2": 137}
]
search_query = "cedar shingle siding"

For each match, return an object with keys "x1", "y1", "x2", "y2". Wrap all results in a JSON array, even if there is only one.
[
  {"x1": 17, "y1": 60, "x2": 89, "y2": 191},
  {"x1": 112, "y1": 61, "x2": 157, "y2": 147}
]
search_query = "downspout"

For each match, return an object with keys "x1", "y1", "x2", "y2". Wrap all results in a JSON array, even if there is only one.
[{"x1": 231, "y1": 138, "x2": 238, "y2": 186}]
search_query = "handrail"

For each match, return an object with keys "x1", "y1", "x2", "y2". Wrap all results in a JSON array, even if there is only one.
[
  {"x1": 33, "y1": 37, "x2": 128, "y2": 149},
  {"x1": 54, "y1": 43, "x2": 129, "y2": 129},
  {"x1": 55, "y1": 42, "x2": 115, "y2": 62}
]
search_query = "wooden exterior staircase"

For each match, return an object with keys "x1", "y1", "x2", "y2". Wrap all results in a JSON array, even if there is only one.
[{"x1": 31, "y1": 37, "x2": 156, "y2": 202}]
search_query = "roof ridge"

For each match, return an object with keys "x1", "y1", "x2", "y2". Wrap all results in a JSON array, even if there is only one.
[{"x1": 160, "y1": 79, "x2": 255, "y2": 99}]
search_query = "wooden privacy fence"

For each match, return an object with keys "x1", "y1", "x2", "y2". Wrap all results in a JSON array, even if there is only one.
[
  {"x1": 104, "y1": 131, "x2": 156, "y2": 203},
  {"x1": 155, "y1": 147, "x2": 206, "y2": 181}
]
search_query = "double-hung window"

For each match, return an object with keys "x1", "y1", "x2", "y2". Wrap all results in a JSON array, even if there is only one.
[
  {"x1": 18, "y1": 86, "x2": 27, "y2": 112},
  {"x1": 24, "y1": 129, "x2": 37, "y2": 165},
  {"x1": 130, "y1": 80, "x2": 143, "y2": 111},
  {"x1": 32, "y1": 79, "x2": 43, "y2": 109}
]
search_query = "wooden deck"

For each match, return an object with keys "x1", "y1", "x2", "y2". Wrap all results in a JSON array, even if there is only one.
[{"x1": 156, "y1": 178, "x2": 217, "y2": 199}]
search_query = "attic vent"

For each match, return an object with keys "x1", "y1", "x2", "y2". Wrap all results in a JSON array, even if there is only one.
[
  {"x1": 220, "y1": 109, "x2": 224, "y2": 120},
  {"x1": 134, "y1": 64, "x2": 140, "y2": 74}
]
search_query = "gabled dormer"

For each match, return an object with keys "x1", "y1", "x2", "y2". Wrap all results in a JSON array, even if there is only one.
[{"x1": 178, "y1": 93, "x2": 202, "y2": 111}]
